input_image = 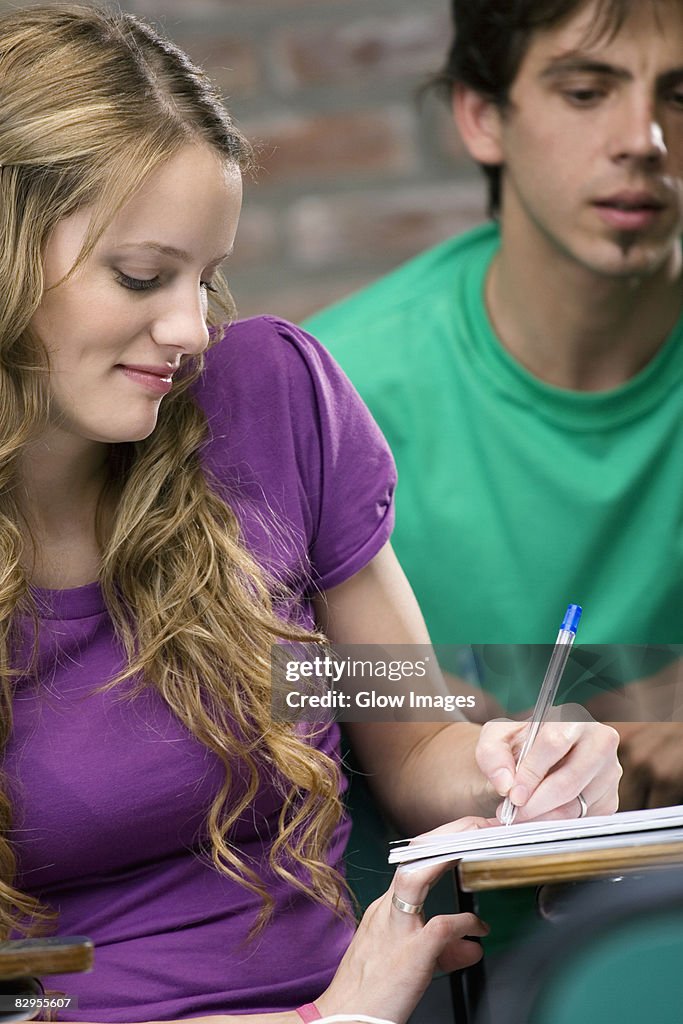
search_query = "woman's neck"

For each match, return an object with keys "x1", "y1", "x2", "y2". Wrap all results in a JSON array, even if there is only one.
[{"x1": 18, "y1": 432, "x2": 111, "y2": 588}]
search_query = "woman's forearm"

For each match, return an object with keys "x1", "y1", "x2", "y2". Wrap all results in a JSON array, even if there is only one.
[
  {"x1": 348, "y1": 719, "x2": 493, "y2": 836},
  {"x1": 70, "y1": 1013, "x2": 300, "y2": 1024}
]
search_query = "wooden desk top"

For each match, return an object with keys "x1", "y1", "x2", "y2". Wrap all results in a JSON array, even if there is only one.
[
  {"x1": 458, "y1": 837, "x2": 683, "y2": 891},
  {"x1": 0, "y1": 937, "x2": 93, "y2": 980}
]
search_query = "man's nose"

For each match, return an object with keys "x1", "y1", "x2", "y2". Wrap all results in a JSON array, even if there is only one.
[{"x1": 609, "y1": 97, "x2": 668, "y2": 167}]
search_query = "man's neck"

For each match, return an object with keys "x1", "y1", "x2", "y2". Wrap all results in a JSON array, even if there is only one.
[{"x1": 486, "y1": 235, "x2": 683, "y2": 392}]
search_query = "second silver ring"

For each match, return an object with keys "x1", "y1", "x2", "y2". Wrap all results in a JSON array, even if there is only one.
[{"x1": 391, "y1": 893, "x2": 425, "y2": 915}]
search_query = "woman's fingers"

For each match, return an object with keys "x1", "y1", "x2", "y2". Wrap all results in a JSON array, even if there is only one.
[
  {"x1": 319, "y1": 851, "x2": 490, "y2": 1024},
  {"x1": 427, "y1": 913, "x2": 489, "y2": 972},
  {"x1": 419, "y1": 815, "x2": 496, "y2": 836},
  {"x1": 389, "y1": 817, "x2": 495, "y2": 909},
  {"x1": 507, "y1": 720, "x2": 621, "y2": 819},
  {"x1": 475, "y1": 720, "x2": 523, "y2": 797},
  {"x1": 512, "y1": 765, "x2": 621, "y2": 822},
  {"x1": 477, "y1": 714, "x2": 621, "y2": 820},
  {"x1": 388, "y1": 859, "x2": 453, "y2": 923}
]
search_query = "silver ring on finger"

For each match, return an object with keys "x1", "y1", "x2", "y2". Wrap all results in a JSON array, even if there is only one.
[
  {"x1": 391, "y1": 894, "x2": 424, "y2": 915},
  {"x1": 577, "y1": 792, "x2": 588, "y2": 818}
]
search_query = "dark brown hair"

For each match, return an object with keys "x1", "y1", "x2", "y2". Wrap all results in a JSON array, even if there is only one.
[{"x1": 432, "y1": 0, "x2": 642, "y2": 215}]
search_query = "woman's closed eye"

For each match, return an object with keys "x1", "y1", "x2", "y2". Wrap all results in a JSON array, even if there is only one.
[
  {"x1": 115, "y1": 271, "x2": 218, "y2": 293},
  {"x1": 115, "y1": 271, "x2": 161, "y2": 292}
]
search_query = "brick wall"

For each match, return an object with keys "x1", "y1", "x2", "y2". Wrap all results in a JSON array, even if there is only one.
[{"x1": 5, "y1": 0, "x2": 489, "y2": 321}]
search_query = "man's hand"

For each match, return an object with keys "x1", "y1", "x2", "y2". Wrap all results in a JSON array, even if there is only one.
[
  {"x1": 615, "y1": 722, "x2": 683, "y2": 810},
  {"x1": 584, "y1": 660, "x2": 683, "y2": 810}
]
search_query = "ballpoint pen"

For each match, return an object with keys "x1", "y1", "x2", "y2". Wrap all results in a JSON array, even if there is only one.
[{"x1": 499, "y1": 603, "x2": 582, "y2": 826}]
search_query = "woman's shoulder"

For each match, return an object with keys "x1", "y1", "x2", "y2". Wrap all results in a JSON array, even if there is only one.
[
  {"x1": 192, "y1": 314, "x2": 396, "y2": 592},
  {"x1": 195, "y1": 313, "x2": 364, "y2": 432},
  {"x1": 204, "y1": 314, "x2": 328, "y2": 386}
]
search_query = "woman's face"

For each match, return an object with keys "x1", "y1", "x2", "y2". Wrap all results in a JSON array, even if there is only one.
[{"x1": 30, "y1": 143, "x2": 242, "y2": 446}]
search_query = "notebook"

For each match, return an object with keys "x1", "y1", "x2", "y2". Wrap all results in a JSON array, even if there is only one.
[{"x1": 388, "y1": 805, "x2": 683, "y2": 869}]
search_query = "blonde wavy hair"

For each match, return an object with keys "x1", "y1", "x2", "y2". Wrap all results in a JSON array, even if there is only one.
[{"x1": 0, "y1": 3, "x2": 347, "y2": 939}]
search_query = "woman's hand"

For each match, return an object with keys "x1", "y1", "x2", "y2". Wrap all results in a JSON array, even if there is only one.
[
  {"x1": 316, "y1": 818, "x2": 490, "y2": 1024},
  {"x1": 476, "y1": 708, "x2": 622, "y2": 822}
]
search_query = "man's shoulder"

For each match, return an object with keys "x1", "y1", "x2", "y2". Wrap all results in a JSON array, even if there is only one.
[{"x1": 303, "y1": 222, "x2": 498, "y2": 350}]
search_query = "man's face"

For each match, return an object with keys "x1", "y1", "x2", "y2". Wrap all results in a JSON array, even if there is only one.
[{"x1": 477, "y1": 0, "x2": 683, "y2": 278}]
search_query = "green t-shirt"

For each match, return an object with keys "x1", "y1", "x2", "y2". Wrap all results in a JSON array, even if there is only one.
[
  {"x1": 304, "y1": 222, "x2": 683, "y2": 952},
  {"x1": 305, "y1": 222, "x2": 683, "y2": 707}
]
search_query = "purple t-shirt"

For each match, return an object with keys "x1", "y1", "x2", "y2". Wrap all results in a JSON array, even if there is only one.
[{"x1": 4, "y1": 317, "x2": 396, "y2": 1022}]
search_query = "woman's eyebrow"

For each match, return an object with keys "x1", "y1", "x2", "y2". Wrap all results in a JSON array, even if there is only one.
[{"x1": 115, "y1": 241, "x2": 232, "y2": 263}]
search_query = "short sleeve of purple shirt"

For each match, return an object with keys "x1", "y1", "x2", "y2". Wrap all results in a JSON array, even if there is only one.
[
  {"x1": 199, "y1": 315, "x2": 396, "y2": 592},
  {"x1": 3, "y1": 317, "x2": 397, "y2": 1022}
]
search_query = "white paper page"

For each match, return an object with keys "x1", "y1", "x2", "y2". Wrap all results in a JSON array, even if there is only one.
[
  {"x1": 388, "y1": 804, "x2": 683, "y2": 866},
  {"x1": 461, "y1": 826, "x2": 683, "y2": 863},
  {"x1": 394, "y1": 825, "x2": 683, "y2": 871}
]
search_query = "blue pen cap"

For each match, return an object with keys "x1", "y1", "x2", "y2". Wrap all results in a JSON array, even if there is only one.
[{"x1": 561, "y1": 604, "x2": 582, "y2": 634}]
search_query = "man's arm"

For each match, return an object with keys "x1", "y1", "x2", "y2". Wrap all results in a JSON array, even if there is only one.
[
  {"x1": 313, "y1": 543, "x2": 621, "y2": 833},
  {"x1": 583, "y1": 659, "x2": 683, "y2": 809}
]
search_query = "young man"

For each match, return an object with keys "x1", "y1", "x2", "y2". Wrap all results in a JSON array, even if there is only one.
[{"x1": 305, "y1": 0, "x2": 683, "y2": 946}]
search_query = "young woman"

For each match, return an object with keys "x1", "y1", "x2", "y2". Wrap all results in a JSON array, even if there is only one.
[{"x1": 0, "y1": 5, "x2": 621, "y2": 1024}]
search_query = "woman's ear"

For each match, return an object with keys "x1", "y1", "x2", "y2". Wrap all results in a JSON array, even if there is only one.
[{"x1": 452, "y1": 84, "x2": 505, "y2": 165}]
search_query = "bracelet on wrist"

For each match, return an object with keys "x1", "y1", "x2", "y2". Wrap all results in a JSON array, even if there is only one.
[
  {"x1": 296, "y1": 1001, "x2": 397, "y2": 1024},
  {"x1": 295, "y1": 1005, "x2": 321, "y2": 1024}
]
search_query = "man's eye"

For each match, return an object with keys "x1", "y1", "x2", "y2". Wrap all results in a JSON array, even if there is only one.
[
  {"x1": 201, "y1": 281, "x2": 218, "y2": 294},
  {"x1": 115, "y1": 272, "x2": 161, "y2": 292},
  {"x1": 668, "y1": 90, "x2": 683, "y2": 109},
  {"x1": 562, "y1": 88, "x2": 604, "y2": 106}
]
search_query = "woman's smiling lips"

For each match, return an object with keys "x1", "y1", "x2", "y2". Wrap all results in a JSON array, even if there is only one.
[{"x1": 117, "y1": 363, "x2": 177, "y2": 395}]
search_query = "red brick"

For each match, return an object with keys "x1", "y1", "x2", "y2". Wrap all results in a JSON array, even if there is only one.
[
  {"x1": 129, "y1": 0, "x2": 340, "y2": 12},
  {"x1": 174, "y1": 33, "x2": 261, "y2": 97},
  {"x1": 245, "y1": 108, "x2": 417, "y2": 184},
  {"x1": 223, "y1": 0, "x2": 340, "y2": 6},
  {"x1": 228, "y1": 204, "x2": 279, "y2": 270},
  {"x1": 127, "y1": 0, "x2": 236, "y2": 16},
  {"x1": 274, "y1": 12, "x2": 450, "y2": 90},
  {"x1": 432, "y1": 98, "x2": 476, "y2": 165},
  {"x1": 286, "y1": 182, "x2": 487, "y2": 268},
  {"x1": 231, "y1": 275, "x2": 373, "y2": 324}
]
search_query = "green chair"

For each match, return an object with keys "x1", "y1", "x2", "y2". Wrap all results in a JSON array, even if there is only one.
[{"x1": 478, "y1": 868, "x2": 683, "y2": 1024}]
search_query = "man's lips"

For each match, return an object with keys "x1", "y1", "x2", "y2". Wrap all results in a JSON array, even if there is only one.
[
  {"x1": 593, "y1": 192, "x2": 666, "y2": 211},
  {"x1": 592, "y1": 192, "x2": 667, "y2": 231}
]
